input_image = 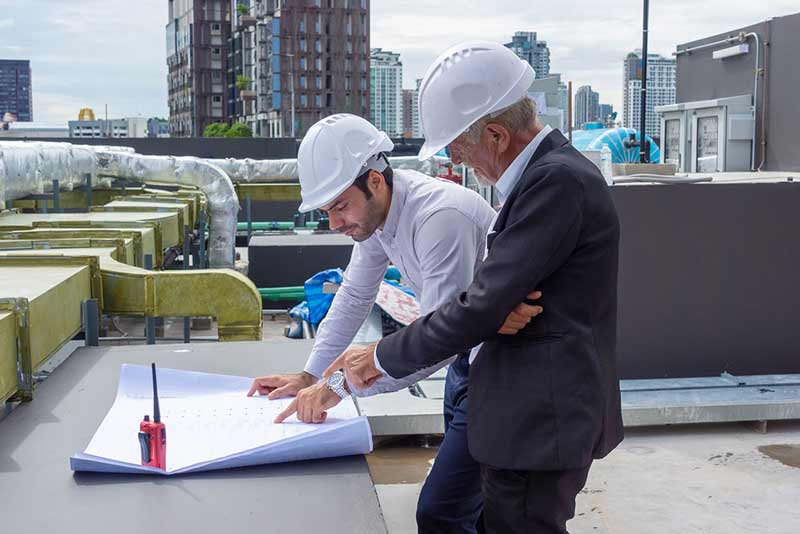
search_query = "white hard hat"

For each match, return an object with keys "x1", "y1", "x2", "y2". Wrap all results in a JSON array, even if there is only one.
[
  {"x1": 417, "y1": 40, "x2": 536, "y2": 161},
  {"x1": 297, "y1": 114, "x2": 394, "y2": 212}
]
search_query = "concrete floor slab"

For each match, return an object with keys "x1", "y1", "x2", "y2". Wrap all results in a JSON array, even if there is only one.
[{"x1": 366, "y1": 422, "x2": 800, "y2": 534}]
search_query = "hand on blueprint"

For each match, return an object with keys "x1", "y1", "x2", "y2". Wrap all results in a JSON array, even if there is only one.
[
  {"x1": 323, "y1": 343, "x2": 382, "y2": 391},
  {"x1": 247, "y1": 371, "x2": 317, "y2": 400},
  {"x1": 498, "y1": 290, "x2": 544, "y2": 335},
  {"x1": 274, "y1": 381, "x2": 343, "y2": 424}
]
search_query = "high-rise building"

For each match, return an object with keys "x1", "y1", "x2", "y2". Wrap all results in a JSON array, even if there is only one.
[
  {"x1": 0, "y1": 60, "x2": 33, "y2": 122},
  {"x1": 401, "y1": 89, "x2": 415, "y2": 137},
  {"x1": 528, "y1": 74, "x2": 566, "y2": 132},
  {"x1": 225, "y1": 0, "x2": 371, "y2": 138},
  {"x1": 166, "y1": 0, "x2": 232, "y2": 137},
  {"x1": 370, "y1": 48, "x2": 402, "y2": 137},
  {"x1": 598, "y1": 103, "x2": 614, "y2": 126},
  {"x1": 505, "y1": 31, "x2": 550, "y2": 79},
  {"x1": 411, "y1": 77, "x2": 422, "y2": 137},
  {"x1": 575, "y1": 85, "x2": 600, "y2": 129},
  {"x1": 623, "y1": 49, "x2": 676, "y2": 138},
  {"x1": 400, "y1": 78, "x2": 423, "y2": 138},
  {"x1": 228, "y1": 0, "x2": 259, "y2": 131}
]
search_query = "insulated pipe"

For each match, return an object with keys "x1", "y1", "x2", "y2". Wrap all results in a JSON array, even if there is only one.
[
  {"x1": 0, "y1": 141, "x2": 133, "y2": 207},
  {"x1": 94, "y1": 151, "x2": 238, "y2": 268},
  {"x1": 206, "y1": 155, "x2": 449, "y2": 183}
]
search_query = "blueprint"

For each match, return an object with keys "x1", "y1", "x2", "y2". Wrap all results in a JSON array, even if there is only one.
[{"x1": 70, "y1": 364, "x2": 373, "y2": 475}]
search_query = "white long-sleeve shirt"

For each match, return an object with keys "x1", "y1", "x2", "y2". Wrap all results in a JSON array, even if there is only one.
[{"x1": 303, "y1": 168, "x2": 496, "y2": 396}]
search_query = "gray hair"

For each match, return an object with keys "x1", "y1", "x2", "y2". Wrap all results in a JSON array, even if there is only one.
[{"x1": 460, "y1": 97, "x2": 538, "y2": 145}]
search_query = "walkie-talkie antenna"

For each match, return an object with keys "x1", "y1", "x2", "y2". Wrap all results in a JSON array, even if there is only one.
[{"x1": 151, "y1": 362, "x2": 161, "y2": 423}]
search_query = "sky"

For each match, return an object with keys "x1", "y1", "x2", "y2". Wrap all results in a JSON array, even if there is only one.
[{"x1": 1, "y1": 0, "x2": 798, "y2": 125}]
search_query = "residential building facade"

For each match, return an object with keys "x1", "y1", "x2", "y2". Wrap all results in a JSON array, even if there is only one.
[
  {"x1": 224, "y1": 0, "x2": 371, "y2": 138},
  {"x1": 505, "y1": 31, "x2": 550, "y2": 79},
  {"x1": 623, "y1": 49, "x2": 676, "y2": 138},
  {"x1": 166, "y1": 0, "x2": 232, "y2": 137},
  {"x1": 0, "y1": 59, "x2": 33, "y2": 122},
  {"x1": 370, "y1": 48, "x2": 402, "y2": 137}
]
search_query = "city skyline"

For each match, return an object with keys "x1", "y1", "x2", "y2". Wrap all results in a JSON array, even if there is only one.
[{"x1": 0, "y1": 0, "x2": 797, "y2": 125}]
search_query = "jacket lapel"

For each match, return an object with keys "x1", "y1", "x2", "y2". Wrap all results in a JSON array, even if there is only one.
[{"x1": 486, "y1": 130, "x2": 570, "y2": 253}]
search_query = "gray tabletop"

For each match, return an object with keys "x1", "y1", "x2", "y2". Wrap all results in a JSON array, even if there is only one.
[{"x1": 0, "y1": 339, "x2": 387, "y2": 533}]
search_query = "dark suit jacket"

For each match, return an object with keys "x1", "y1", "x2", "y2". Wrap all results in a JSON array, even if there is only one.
[{"x1": 376, "y1": 130, "x2": 623, "y2": 471}]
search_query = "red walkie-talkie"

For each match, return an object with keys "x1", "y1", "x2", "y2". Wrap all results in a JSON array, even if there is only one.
[{"x1": 138, "y1": 363, "x2": 167, "y2": 470}]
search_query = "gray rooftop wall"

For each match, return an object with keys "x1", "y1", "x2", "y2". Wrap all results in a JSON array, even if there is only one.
[{"x1": 675, "y1": 12, "x2": 800, "y2": 171}]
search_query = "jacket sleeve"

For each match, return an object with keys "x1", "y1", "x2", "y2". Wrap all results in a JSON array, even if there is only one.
[{"x1": 376, "y1": 164, "x2": 585, "y2": 379}]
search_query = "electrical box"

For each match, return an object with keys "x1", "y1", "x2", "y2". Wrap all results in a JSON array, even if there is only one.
[{"x1": 656, "y1": 95, "x2": 754, "y2": 172}]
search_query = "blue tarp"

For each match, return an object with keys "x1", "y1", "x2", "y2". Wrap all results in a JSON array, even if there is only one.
[
  {"x1": 288, "y1": 267, "x2": 416, "y2": 329},
  {"x1": 571, "y1": 127, "x2": 661, "y2": 164}
]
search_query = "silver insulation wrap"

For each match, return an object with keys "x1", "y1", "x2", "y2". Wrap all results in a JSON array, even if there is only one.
[{"x1": 94, "y1": 151, "x2": 238, "y2": 269}]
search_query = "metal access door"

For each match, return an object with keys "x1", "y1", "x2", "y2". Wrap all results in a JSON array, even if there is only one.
[
  {"x1": 662, "y1": 114, "x2": 688, "y2": 171},
  {"x1": 690, "y1": 107, "x2": 727, "y2": 173}
]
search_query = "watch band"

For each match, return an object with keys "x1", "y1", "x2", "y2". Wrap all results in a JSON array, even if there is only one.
[{"x1": 327, "y1": 371, "x2": 350, "y2": 399}]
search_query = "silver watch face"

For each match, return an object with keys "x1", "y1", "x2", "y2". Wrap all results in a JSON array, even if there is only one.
[{"x1": 327, "y1": 371, "x2": 345, "y2": 389}]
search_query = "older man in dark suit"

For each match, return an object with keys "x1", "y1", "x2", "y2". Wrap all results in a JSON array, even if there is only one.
[{"x1": 325, "y1": 41, "x2": 624, "y2": 534}]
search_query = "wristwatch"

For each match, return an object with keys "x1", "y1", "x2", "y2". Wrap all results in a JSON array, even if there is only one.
[{"x1": 326, "y1": 370, "x2": 350, "y2": 399}]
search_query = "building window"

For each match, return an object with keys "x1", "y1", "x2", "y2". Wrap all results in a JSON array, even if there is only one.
[
  {"x1": 212, "y1": 95, "x2": 222, "y2": 103},
  {"x1": 315, "y1": 94, "x2": 322, "y2": 107},
  {"x1": 315, "y1": 57, "x2": 322, "y2": 70},
  {"x1": 300, "y1": 94, "x2": 308, "y2": 107},
  {"x1": 212, "y1": 47, "x2": 221, "y2": 56},
  {"x1": 300, "y1": 38, "x2": 306, "y2": 52},
  {"x1": 315, "y1": 13, "x2": 321, "y2": 33},
  {"x1": 315, "y1": 39, "x2": 321, "y2": 53},
  {"x1": 299, "y1": 19, "x2": 305, "y2": 33},
  {"x1": 315, "y1": 75, "x2": 322, "y2": 89},
  {"x1": 300, "y1": 75, "x2": 306, "y2": 88},
  {"x1": 300, "y1": 57, "x2": 307, "y2": 70},
  {"x1": 272, "y1": 73, "x2": 281, "y2": 91}
]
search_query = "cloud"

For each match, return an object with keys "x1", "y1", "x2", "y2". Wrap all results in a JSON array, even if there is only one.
[
  {"x1": 373, "y1": 0, "x2": 800, "y2": 112},
  {"x1": 2, "y1": 0, "x2": 798, "y2": 125}
]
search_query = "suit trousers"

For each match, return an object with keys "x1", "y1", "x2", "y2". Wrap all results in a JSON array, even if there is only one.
[
  {"x1": 416, "y1": 354, "x2": 484, "y2": 533},
  {"x1": 480, "y1": 463, "x2": 592, "y2": 534}
]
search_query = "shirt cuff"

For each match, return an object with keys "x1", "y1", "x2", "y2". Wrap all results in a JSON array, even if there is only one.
[{"x1": 373, "y1": 341, "x2": 390, "y2": 377}]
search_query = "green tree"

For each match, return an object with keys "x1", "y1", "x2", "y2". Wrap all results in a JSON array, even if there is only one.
[
  {"x1": 203, "y1": 122, "x2": 229, "y2": 138},
  {"x1": 225, "y1": 123, "x2": 253, "y2": 138},
  {"x1": 235, "y1": 75, "x2": 252, "y2": 91},
  {"x1": 237, "y1": 3, "x2": 249, "y2": 17}
]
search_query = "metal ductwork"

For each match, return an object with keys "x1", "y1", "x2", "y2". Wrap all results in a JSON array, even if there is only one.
[
  {"x1": 0, "y1": 142, "x2": 239, "y2": 269},
  {"x1": 94, "y1": 151, "x2": 238, "y2": 268},
  {"x1": 0, "y1": 142, "x2": 123, "y2": 207}
]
